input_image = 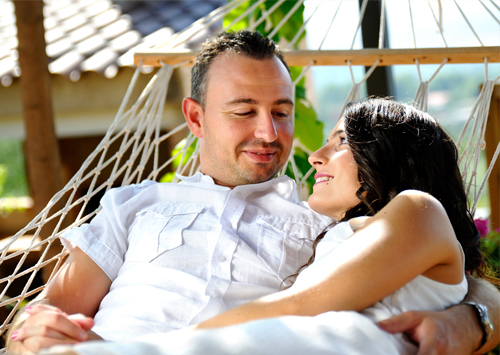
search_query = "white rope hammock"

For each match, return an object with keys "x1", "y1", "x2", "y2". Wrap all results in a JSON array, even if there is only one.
[{"x1": 1, "y1": 0, "x2": 499, "y2": 342}]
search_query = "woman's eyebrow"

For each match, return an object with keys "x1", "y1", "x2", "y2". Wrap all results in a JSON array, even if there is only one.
[{"x1": 328, "y1": 129, "x2": 345, "y2": 142}]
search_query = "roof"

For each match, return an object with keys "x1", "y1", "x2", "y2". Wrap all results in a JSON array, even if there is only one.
[{"x1": 0, "y1": 0, "x2": 225, "y2": 86}]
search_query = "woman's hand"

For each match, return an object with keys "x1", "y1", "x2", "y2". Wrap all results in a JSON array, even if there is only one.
[{"x1": 7, "y1": 304, "x2": 95, "y2": 354}]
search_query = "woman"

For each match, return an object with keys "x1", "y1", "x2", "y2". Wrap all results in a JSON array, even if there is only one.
[{"x1": 186, "y1": 98, "x2": 486, "y2": 353}]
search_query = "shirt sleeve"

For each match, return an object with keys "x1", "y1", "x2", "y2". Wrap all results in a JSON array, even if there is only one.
[{"x1": 61, "y1": 180, "x2": 157, "y2": 281}]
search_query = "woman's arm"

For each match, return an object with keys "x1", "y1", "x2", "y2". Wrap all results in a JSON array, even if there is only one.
[{"x1": 195, "y1": 190, "x2": 462, "y2": 330}]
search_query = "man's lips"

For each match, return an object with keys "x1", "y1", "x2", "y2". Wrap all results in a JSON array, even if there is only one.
[
  {"x1": 314, "y1": 172, "x2": 333, "y2": 184},
  {"x1": 243, "y1": 150, "x2": 277, "y2": 162}
]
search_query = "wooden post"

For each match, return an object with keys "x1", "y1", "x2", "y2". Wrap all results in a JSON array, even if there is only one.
[
  {"x1": 14, "y1": 0, "x2": 64, "y2": 281},
  {"x1": 486, "y1": 85, "x2": 500, "y2": 231}
]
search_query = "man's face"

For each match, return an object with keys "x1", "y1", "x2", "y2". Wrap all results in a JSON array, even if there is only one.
[{"x1": 189, "y1": 53, "x2": 294, "y2": 188}]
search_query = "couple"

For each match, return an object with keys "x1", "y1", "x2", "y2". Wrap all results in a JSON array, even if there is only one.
[{"x1": 7, "y1": 30, "x2": 499, "y2": 355}]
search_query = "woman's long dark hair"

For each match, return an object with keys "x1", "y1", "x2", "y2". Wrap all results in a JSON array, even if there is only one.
[{"x1": 283, "y1": 98, "x2": 486, "y2": 288}]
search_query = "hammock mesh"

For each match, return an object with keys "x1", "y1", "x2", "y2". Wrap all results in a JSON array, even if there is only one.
[{"x1": 1, "y1": 0, "x2": 499, "y2": 342}]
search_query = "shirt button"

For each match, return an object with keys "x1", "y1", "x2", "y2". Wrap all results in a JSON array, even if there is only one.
[{"x1": 218, "y1": 255, "x2": 227, "y2": 263}]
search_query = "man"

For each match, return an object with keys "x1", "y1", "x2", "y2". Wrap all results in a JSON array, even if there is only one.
[{"x1": 7, "y1": 30, "x2": 499, "y2": 355}]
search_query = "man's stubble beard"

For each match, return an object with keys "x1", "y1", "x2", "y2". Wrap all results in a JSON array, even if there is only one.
[{"x1": 202, "y1": 136, "x2": 289, "y2": 187}]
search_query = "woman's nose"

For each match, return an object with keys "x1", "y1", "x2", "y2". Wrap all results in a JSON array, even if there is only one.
[{"x1": 308, "y1": 146, "x2": 328, "y2": 167}]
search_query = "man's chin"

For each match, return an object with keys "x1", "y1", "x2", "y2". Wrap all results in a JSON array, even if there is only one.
[{"x1": 239, "y1": 168, "x2": 282, "y2": 185}]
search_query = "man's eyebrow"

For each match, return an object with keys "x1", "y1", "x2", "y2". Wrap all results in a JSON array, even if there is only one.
[
  {"x1": 226, "y1": 98, "x2": 258, "y2": 106},
  {"x1": 225, "y1": 98, "x2": 294, "y2": 106},
  {"x1": 274, "y1": 98, "x2": 294, "y2": 106}
]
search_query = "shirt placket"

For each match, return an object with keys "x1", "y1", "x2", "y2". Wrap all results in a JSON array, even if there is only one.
[{"x1": 188, "y1": 189, "x2": 245, "y2": 324}]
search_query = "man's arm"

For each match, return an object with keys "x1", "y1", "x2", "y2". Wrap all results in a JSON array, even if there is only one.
[
  {"x1": 463, "y1": 276, "x2": 499, "y2": 353},
  {"x1": 5, "y1": 246, "x2": 111, "y2": 354},
  {"x1": 378, "y1": 275, "x2": 500, "y2": 355}
]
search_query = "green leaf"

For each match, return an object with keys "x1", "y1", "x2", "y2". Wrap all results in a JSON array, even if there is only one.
[
  {"x1": 223, "y1": 1, "x2": 254, "y2": 30},
  {"x1": 159, "y1": 138, "x2": 197, "y2": 182},
  {"x1": 160, "y1": 172, "x2": 176, "y2": 183},
  {"x1": 294, "y1": 98, "x2": 324, "y2": 151},
  {"x1": 284, "y1": 147, "x2": 315, "y2": 195},
  {"x1": 267, "y1": 1, "x2": 305, "y2": 44},
  {"x1": 0, "y1": 164, "x2": 6, "y2": 197}
]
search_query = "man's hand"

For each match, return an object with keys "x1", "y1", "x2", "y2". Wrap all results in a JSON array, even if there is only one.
[
  {"x1": 378, "y1": 306, "x2": 482, "y2": 355},
  {"x1": 8, "y1": 304, "x2": 95, "y2": 354}
]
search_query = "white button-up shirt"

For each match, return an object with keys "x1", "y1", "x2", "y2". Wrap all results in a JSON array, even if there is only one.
[{"x1": 62, "y1": 173, "x2": 332, "y2": 341}]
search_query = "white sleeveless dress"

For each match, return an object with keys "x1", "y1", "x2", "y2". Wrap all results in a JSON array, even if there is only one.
[{"x1": 289, "y1": 221, "x2": 468, "y2": 354}]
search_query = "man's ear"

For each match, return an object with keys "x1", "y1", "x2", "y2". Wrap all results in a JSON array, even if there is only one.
[{"x1": 182, "y1": 97, "x2": 204, "y2": 138}]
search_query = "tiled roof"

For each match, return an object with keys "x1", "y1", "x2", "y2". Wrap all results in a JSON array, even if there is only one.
[{"x1": 0, "y1": 0, "x2": 225, "y2": 86}]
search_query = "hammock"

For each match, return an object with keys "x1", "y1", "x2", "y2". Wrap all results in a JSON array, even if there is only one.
[{"x1": 1, "y1": 0, "x2": 499, "y2": 342}]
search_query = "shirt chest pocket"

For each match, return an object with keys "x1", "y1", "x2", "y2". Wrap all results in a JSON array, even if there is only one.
[
  {"x1": 257, "y1": 217, "x2": 315, "y2": 281},
  {"x1": 126, "y1": 203, "x2": 206, "y2": 263}
]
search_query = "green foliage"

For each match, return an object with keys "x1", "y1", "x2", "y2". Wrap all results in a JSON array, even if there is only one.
[
  {"x1": 285, "y1": 147, "x2": 316, "y2": 192},
  {"x1": 481, "y1": 231, "x2": 500, "y2": 279},
  {"x1": 160, "y1": 138, "x2": 197, "y2": 183},
  {"x1": 0, "y1": 140, "x2": 29, "y2": 198},
  {"x1": 223, "y1": 1, "x2": 305, "y2": 45},
  {"x1": 0, "y1": 164, "x2": 6, "y2": 196}
]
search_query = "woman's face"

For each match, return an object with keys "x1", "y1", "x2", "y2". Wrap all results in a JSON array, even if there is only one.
[{"x1": 307, "y1": 117, "x2": 361, "y2": 220}]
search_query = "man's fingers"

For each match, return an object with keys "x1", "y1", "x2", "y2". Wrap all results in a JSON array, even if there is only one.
[{"x1": 377, "y1": 311, "x2": 422, "y2": 334}]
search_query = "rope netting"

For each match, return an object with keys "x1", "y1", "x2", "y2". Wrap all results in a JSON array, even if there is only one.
[{"x1": 1, "y1": 0, "x2": 499, "y2": 341}]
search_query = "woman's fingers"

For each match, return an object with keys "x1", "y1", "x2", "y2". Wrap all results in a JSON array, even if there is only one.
[
  {"x1": 10, "y1": 305, "x2": 90, "y2": 354},
  {"x1": 21, "y1": 335, "x2": 81, "y2": 354},
  {"x1": 67, "y1": 314, "x2": 95, "y2": 331}
]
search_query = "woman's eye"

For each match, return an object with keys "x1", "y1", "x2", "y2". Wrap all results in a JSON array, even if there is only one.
[{"x1": 340, "y1": 136, "x2": 348, "y2": 144}]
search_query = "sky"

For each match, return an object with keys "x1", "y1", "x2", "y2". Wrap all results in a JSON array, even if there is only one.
[{"x1": 301, "y1": 0, "x2": 500, "y2": 126}]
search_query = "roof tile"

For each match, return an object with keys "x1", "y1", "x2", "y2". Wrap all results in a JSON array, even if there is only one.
[
  {"x1": 68, "y1": 24, "x2": 96, "y2": 43},
  {"x1": 61, "y1": 13, "x2": 87, "y2": 33},
  {"x1": 0, "y1": 55, "x2": 15, "y2": 77},
  {"x1": 109, "y1": 30, "x2": 140, "y2": 52},
  {"x1": 100, "y1": 16, "x2": 130, "y2": 40},
  {"x1": 83, "y1": 0, "x2": 113, "y2": 18},
  {"x1": 45, "y1": 38, "x2": 73, "y2": 57},
  {"x1": 48, "y1": 50, "x2": 83, "y2": 75},
  {"x1": 45, "y1": 26, "x2": 66, "y2": 44},
  {"x1": 81, "y1": 48, "x2": 117, "y2": 72},
  {"x1": 75, "y1": 34, "x2": 106, "y2": 56},
  {"x1": 91, "y1": 7, "x2": 121, "y2": 29},
  {"x1": 1, "y1": 0, "x2": 224, "y2": 84}
]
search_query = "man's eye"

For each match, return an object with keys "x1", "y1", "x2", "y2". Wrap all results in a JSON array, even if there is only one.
[
  {"x1": 274, "y1": 112, "x2": 290, "y2": 119},
  {"x1": 234, "y1": 112, "x2": 252, "y2": 116}
]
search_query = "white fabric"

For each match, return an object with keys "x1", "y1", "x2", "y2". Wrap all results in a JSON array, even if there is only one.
[
  {"x1": 61, "y1": 173, "x2": 332, "y2": 341},
  {"x1": 291, "y1": 221, "x2": 468, "y2": 354},
  {"x1": 52, "y1": 221, "x2": 467, "y2": 355}
]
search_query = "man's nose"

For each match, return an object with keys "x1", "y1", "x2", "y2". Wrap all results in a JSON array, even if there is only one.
[{"x1": 254, "y1": 113, "x2": 278, "y2": 142}]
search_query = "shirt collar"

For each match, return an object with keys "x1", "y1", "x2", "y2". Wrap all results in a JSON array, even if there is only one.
[{"x1": 177, "y1": 172, "x2": 299, "y2": 202}]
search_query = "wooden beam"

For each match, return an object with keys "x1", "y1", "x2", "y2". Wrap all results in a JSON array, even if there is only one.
[
  {"x1": 14, "y1": 0, "x2": 65, "y2": 282},
  {"x1": 134, "y1": 46, "x2": 500, "y2": 67},
  {"x1": 486, "y1": 85, "x2": 500, "y2": 231}
]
